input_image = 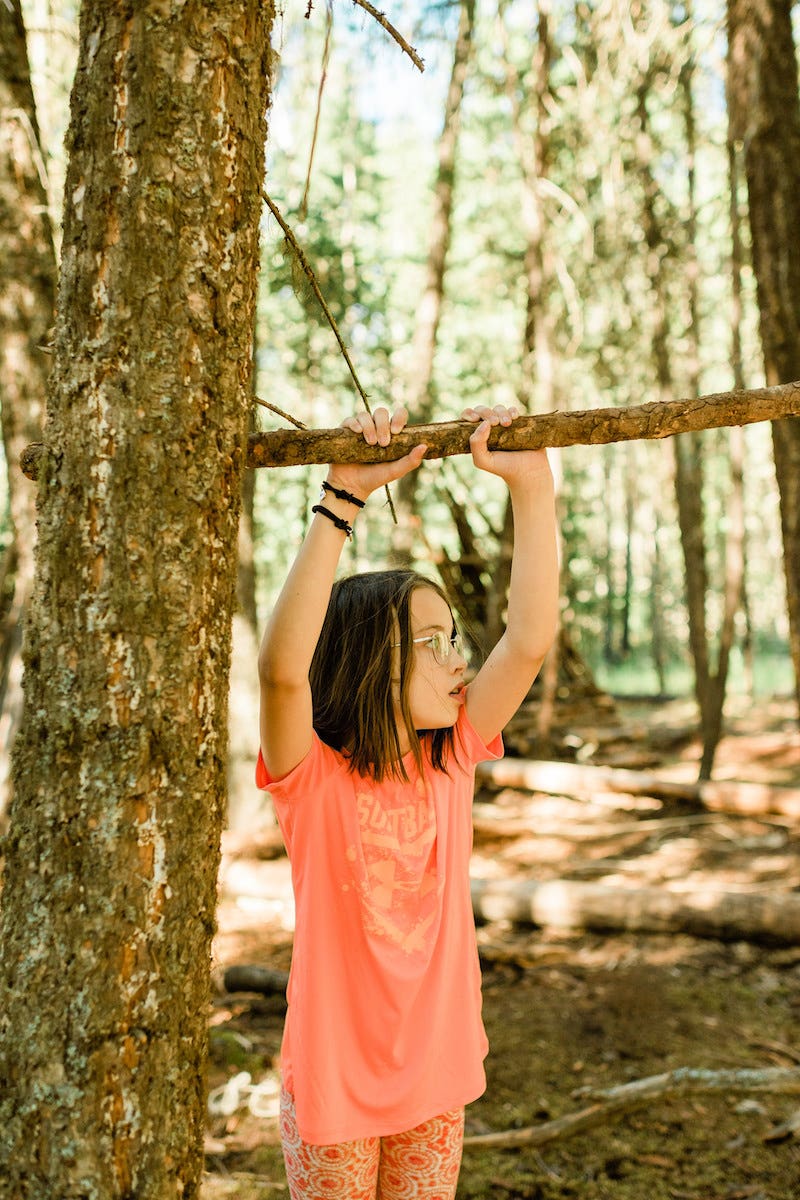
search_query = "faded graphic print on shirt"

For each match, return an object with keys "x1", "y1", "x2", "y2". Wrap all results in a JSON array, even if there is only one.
[{"x1": 342, "y1": 775, "x2": 443, "y2": 956}]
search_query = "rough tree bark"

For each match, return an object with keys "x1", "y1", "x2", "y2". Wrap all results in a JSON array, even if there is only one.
[
  {"x1": 0, "y1": 3, "x2": 273, "y2": 1197},
  {"x1": 0, "y1": 0, "x2": 55, "y2": 824},
  {"x1": 727, "y1": 0, "x2": 800, "y2": 719}
]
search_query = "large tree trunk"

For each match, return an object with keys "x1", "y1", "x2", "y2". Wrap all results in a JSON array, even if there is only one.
[
  {"x1": 0, "y1": 3, "x2": 273, "y2": 1196},
  {"x1": 727, "y1": 0, "x2": 800, "y2": 720},
  {"x1": 0, "y1": 0, "x2": 55, "y2": 825}
]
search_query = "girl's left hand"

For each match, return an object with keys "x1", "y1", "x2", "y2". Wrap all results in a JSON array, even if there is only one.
[{"x1": 461, "y1": 405, "x2": 551, "y2": 485}]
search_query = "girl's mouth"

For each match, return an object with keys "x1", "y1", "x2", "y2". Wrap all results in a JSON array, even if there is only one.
[{"x1": 449, "y1": 684, "x2": 466, "y2": 703}]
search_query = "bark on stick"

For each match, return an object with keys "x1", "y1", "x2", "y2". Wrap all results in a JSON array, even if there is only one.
[
  {"x1": 247, "y1": 381, "x2": 800, "y2": 468},
  {"x1": 19, "y1": 380, "x2": 800, "y2": 479}
]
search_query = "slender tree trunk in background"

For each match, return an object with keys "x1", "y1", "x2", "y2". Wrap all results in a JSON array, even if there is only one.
[
  {"x1": 683, "y1": 52, "x2": 741, "y2": 779},
  {"x1": 675, "y1": 58, "x2": 712, "y2": 751},
  {"x1": 602, "y1": 447, "x2": 616, "y2": 662},
  {"x1": 650, "y1": 509, "x2": 667, "y2": 695},
  {"x1": 621, "y1": 446, "x2": 634, "y2": 657},
  {"x1": 727, "y1": 0, "x2": 800, "y2": 720},
  {"x1": 725, "y1": 93, "x2": 752, "y2": 700},
  {"x1": 0, "y1": 4, "x2": 273, "y2": 1197},
  {"x1": 636, "y1": 72, "x2": 731, "y2": 780},
  {"x1": 228, "y1": 408, "x2": 267, "y2": 832},
  {"x1": 0, "y1": 0, "x2": 55, "y2": 825},
  {"x1": 498, "y1": 0, "x2": 562, "y2": 746},
  {"x1": 392, "y1": 0, "x2": 475, "y2": 565}
]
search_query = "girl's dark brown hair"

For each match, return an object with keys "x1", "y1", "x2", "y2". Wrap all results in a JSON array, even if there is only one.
[{"x1": 309, "y1": 569, "x2": 457, "y2": 781}]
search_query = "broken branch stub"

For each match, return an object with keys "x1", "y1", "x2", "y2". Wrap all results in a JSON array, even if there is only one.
[{"x1": 247, "y1": 380, "x2": 800, "y2": 467}]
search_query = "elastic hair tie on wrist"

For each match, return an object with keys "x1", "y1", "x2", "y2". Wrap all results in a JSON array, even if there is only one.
[
  {"x1": 320, "y1": 480, "x2": 366, "y2": 509},
  {"x1": 311, "y1": 504, "x2": 354, "y2": 540}
]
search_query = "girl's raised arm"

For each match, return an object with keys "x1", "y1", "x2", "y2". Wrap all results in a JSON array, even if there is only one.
[
  {"x1": 258, "y1": 407, "x2": 426, "y2": 780},
  {"x1": 462, "y1": 405, "x2": 560, "y2": 745}
]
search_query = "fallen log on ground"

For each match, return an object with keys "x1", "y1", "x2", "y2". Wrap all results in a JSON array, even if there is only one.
[
  {"x1": 462, "y1": 1066, "x2": 800, "y2": 1149},
  {"x1": 222, "y1": 965, "x2": 289, "y2": 996},
  {"x1": 476, "y1": 758, "x2": 800, "y2": 819},
  {"x1": 220, "y1": 826, "x2": 286, "y2": 860},
  {"x1": 470, "y1": 804, "x2": 782, "y2": 840},
  {"x1": 19, "y1": 380, "x2": 800, "y2": 478},
  {"x1": 471, "y1": 877, "x2": 800, "y2": 944}
]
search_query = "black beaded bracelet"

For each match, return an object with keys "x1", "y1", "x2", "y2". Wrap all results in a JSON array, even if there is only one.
[
  {"x1": 311, "y1": 504, "x2": 354, "y2": 540},
  {"x1": 320, "y1": 480, "x2": 366, "y2": 509}
]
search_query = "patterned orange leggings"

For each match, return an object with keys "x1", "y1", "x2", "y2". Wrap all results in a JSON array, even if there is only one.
[{"x1": 280, "y1": 1089, "x2": 465, "y2": 1200}]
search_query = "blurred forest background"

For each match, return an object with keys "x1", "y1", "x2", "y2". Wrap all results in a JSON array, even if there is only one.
[{"x1": 2, "y1": 0, "x2": 797, "y2": 813}]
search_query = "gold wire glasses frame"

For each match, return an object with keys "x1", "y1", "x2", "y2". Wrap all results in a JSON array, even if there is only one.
[{"x1": 393, "y1": 630, "x2": 464, "y2": 666}]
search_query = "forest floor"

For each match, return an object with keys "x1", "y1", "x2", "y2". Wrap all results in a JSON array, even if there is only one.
[{"x1": 202, "y1": 695, "x2": 800, "y2": 1200}]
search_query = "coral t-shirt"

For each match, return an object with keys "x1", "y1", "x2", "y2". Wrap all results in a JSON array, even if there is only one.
[{"x1": 255, "y1": 701, "x2": 503, "y2": 1145}]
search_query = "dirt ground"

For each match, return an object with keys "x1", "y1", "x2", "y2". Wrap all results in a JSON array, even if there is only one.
[{"x1": 202, "y1": 697, "x2": 800, "y2": 1199}]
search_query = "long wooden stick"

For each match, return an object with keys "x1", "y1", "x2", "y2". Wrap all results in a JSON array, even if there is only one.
[
  {"x1": 247, "y1": 380, "x2": 800, "y2": 468},
  {"x1": 18, "y1": 380, "x2": 800, "y2": 480},
  {"x1": 462, "y1": 1066, "x2": 800, "y2": 1149}
]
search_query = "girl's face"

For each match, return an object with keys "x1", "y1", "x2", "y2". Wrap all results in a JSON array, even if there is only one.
[{"x1": 393, "y1": 587, "x2": 467, "y2": 751}]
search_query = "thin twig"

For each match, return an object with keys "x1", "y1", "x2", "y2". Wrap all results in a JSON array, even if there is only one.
[
  {"x1": 350, "y1": 0, "x2": 425, "y2": 71},
  {"x1": 300, "y1": 0, "x2": 334, "y2": 220},
  {"x1": 261, "y1": 190, "x2": 396, "y2": 520},
  {"x1": 253, "y1": 398, "x2": 307, "y2": 430},
  {"x1": 262, "y1": 192, "x2": 371, "y2": 407}
]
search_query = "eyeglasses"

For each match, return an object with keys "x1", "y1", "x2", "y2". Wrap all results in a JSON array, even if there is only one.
[{"x1": 395, "y1": 629, "x2": 464, "y2": 666}]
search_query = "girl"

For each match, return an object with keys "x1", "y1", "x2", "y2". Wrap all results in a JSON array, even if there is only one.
[{"x1": 257, "y1": 404, "x2": 559, "y2": 1199}]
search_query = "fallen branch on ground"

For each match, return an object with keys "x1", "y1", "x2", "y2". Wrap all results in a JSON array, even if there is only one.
[
  {"x1": 471, "y1": 877, "x2": 800, "y2": 944},
  {"x1": 462, "y1": 1066, "x2": 800, "y2": 1149},
  {"x1": 476, "y1": 759, "x2": 800, "y2": 819}
]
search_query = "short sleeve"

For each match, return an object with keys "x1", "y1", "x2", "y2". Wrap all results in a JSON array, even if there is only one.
[
  {"x1": 454, "y1": 699, "x2": 504, "y2": 767},
  {"x1": 255, "y1": 732, "x2": 346, "y2": 799}
]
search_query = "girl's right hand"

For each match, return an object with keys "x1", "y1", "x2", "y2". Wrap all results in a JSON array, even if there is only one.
[{"x1": 329, "y1": 406, "x2": 427, "y2": 500}]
